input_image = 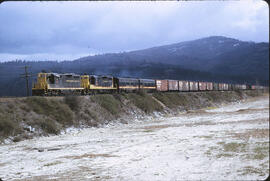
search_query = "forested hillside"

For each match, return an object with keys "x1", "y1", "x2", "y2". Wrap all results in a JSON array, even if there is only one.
[{"x1": 0, "y1": 36, "x2": 268, "y2": 96}]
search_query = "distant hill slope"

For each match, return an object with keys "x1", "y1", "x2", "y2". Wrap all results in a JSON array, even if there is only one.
[
  {"x1": 0, "y1": 36, "x2": 268, "y2": 96},
  {"x1": 76, "y1": 36, "x2": 269, "y2": 79}
]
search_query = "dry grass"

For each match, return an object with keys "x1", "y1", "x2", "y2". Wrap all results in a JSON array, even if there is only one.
[
  {"x1": 244, "y1": 142, "x2": 269, "y2": 160},
  {"x1": 44, "y1": 160, "x2": 62, "y2": 167},
  {"x1": 221, "y1": 142, "x2": 247, "y2": 152},
  {"x1": 237, "y1": 166, "x2": 266, "y2": 176},
  {"x1": 139, "y1": 121, "x2": 214, "y2": 131},
  {"x1": 216, "y1": 153, "x2": 234, "y2": 158},
  {"x1": 231, "y1": 128, "x2": 269, "y2": 140}
]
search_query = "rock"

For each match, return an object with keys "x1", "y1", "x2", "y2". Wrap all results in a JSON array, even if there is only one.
[
  {"x1": 48, "y1": 148, "x2": 61, "y2": 151},
  {"x1": 38, "y1": 149, "x2": 44, "y2": 152}
]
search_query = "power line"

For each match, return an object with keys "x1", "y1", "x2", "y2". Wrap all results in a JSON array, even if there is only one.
[{"x1": 20, "y1": 66, "x2": 33, "y2": 96}]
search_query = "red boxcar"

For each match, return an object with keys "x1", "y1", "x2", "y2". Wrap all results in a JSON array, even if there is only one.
[
  {"x1": 199, "y1": 82, "x2": 207, "y2": 91},
  {"x1": 218, "y1": 83, "x2": 224, "y2": 91},
  {"x1": 206, "y1": 82, "x2": 213, "y2": 91},
  {"x1": 189, "y1": 81, "x2": 198, "y2": 91},
  {"x1": 179, "y1": 81, "x2": 189, "y2": 91},
  {"x1": 156, "y1": 80, "x2": 168, "y2": 92},
  {"x1": 168, "y1": 80, "x2": 179, "y2": 91}
]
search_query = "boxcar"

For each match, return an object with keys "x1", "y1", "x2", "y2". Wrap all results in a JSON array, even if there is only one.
[
  {"x1": 213, "y1": 83, "x2": 219, "y2": 91},
  {"x1": 218, "y1": 83, "x2": 224, "y2": 91},
  {"x1": 199, "y1": 82, "x2": 207, "y2": 91},
  {"x1": 156, "y1": 80, "x2": 168, "y2": 92},
  {"x1": 168, "y1": 80, "x2": 179, "y2": 91},
  {"x1": 223, "y1": 84, "x2": 229, "y2": 91},
  {"x1": 179, "y1": 80, "x2": 189, "y2": 92},
  {"x1": 251, "y1": 85, "x2": 256, "y2": 90},
  {"x1": 206, "y1": 82, "x2": 213, "y2": 91},
  {"x1": 236, "y1": 84, "x2": 242, "y2": 90},
  {"x1": 189, "y1": 81, "x2": 199, "y2": 91}
]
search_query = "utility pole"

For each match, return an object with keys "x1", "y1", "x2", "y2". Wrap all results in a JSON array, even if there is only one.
[{"x1": 20, "y1": 66, "x2": 32, "y2": 96}]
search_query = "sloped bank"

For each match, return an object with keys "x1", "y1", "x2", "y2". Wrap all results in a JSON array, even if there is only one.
[{"x1": 0, "y1": 90, "x2": 267, "y2": 143}]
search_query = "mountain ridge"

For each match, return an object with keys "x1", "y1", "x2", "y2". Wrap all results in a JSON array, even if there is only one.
[{"x1": 74, "y1": 36, "x2": 269, "y2": 78}]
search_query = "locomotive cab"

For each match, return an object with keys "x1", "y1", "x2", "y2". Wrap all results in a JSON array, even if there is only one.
[{"x1": 32, "y1": 73, "x2": 49, "y2": 96}]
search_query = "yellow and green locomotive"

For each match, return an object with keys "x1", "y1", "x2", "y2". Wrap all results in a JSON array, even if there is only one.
[{"x1": 32, "y1": 72, "x2": 117, "y2": 96}]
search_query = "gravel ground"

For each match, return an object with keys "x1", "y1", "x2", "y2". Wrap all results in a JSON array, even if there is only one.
[{"x1": 0, "y1": 96, "x2": 269, "y2": 180}]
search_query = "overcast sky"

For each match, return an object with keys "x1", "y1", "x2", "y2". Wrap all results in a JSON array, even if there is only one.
[{"x1": 0, "y1": 0, "x2": 268, "y2": 61}]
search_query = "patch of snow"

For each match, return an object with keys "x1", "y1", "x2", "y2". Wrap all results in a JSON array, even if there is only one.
[{"x1": 0, "y1": 96, "x2": 268, "y2": 180}]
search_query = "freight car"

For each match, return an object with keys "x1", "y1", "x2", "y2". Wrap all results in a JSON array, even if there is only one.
[
  {"x1": 179, "y1": 80, "x2": 189, "y2": 92},
  {"x1": 189, "y1": 81, "x2": 199, "y2": 91},
  {"x1": 168, "y1": 80, "x2": 179, "y2": 91},
  {"x1": 206, "y1": 82, "x2": 213, "y2": 91},
  {"x1": 199, "y1": 82, "x2": 207, "y2": 91},
  {"x1": 224, "y1": 84, "x2": 229, "y2": 91},
  {"x1": 156, "y1": 80, "x2": 168, "y2": 92},
  {"x1": 218, "y1": 83, "x2": 224, "y2": 91}
]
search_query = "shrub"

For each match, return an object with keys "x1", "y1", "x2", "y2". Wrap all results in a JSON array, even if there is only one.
[
  {"x1": 85, "y1": 109, "x2": 98, "y2": 120},
  {"x1": 64, "y1": 96, "x2": 81, "y2": 111},
  {"x1": 13, "y1": 136, "x2": 22, "y2": 142},
  {"x1": 138, "y1": 90, "x2": 147, "y2": 97},
  {"x1": 0, "y1": 114, "x2": 20, "y2": 137},
  {"x1": 128, "y1": 93, "x2": 163, "y2": 113},
  {"x1": 40, "y1": 118, "x2": 60, "y2": 134},
  {"x1": 153, "y1": 92, "x2": 175, "y2": 108},
  {"x1": 153, "y1": 92, "x2": 189, "y2": 108},
  {"x1": 91, "y1": 95, "x2": 121, "y2": 116},
  {"x1": 25, "y1": 97, "x2": 74, "y2": 126},
  {"x1": 25, "y1": 97, "x2": 51, "y2": 115},
  {"x1": 47, "y1": 100, "x2": 74, "y2": 126}
]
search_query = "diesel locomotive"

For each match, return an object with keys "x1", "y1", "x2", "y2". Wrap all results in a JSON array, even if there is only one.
[{"x1": 32, "y1": 72, "x2": 265, "y2": 96}]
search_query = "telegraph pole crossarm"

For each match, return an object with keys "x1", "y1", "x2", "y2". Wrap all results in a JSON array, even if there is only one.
[{"x1": 20, "y1": 65, "x2": 33, "y2": 97}]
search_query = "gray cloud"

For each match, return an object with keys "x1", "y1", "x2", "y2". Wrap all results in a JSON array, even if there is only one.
[{"x1": 0, "y1": 0, "x2": 268, "y2": 61}]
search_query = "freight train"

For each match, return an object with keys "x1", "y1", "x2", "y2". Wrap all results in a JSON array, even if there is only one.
[{"x1": 32, "y1": 72, "x2": 265, "y2": 96}]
